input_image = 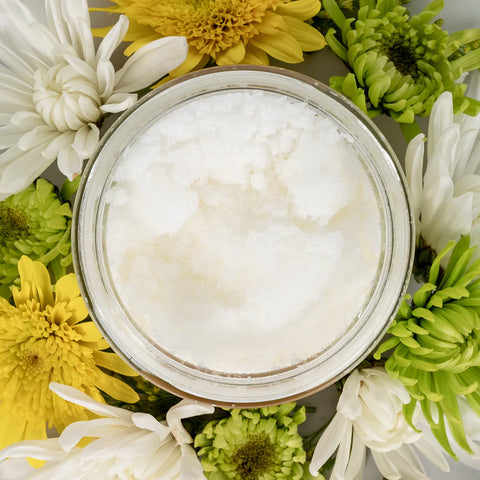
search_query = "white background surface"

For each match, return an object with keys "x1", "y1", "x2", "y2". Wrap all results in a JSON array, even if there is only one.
[{"x1": 17, "y1": 0, "x2": 480, "y2": 478}]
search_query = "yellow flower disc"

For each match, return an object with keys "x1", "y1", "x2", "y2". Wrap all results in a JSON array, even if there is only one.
[
  {"x1": 92, "y1": 0, "x2": 326, "y2": 78},
  {"x1": 0, "y1": 256, "x2": 139, "y2": 448}
]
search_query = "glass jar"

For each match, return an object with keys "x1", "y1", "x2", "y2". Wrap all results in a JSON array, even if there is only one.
[{"x1": 73, "y1": 66, "x2": 414, "y2": 406}]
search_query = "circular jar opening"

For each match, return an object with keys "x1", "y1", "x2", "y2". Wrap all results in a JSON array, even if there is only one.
[{"x1": 73, "y1": 66, "x2": 414, "y2": 406}]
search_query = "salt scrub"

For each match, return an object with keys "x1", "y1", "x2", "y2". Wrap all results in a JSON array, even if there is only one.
[{"x1": 104, "y1": 91, "x2": 382, "y2": 374}]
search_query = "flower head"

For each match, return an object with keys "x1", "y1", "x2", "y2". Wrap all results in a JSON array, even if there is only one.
[
  {"x1": 322, "y1": 0, "x2": 480, "y2": 123},
  {"x1": 194, "y1": 403, "x2": 308, "y2": 480},
  {"x1": 0, "y1": 0, "x2": 188, "y2": 199},
  {"x1": 406, "y1": 70, "x2": 480, "y2": 273},
  {"x1": 0, "y1": 382, "x2": 214, "y2": 480},
  {"x1": 375, "y1": 236, "x2": 480, "y2": 458},
  {"x1": 0, "y1": 179, "x2": 72, "y2": 298},
  {"x1": 310, "y1": 367, "x2": 449, "y2": 480},
  {"x1": 0, "y1": 256, "x2": 139, "y2": 448},
  {"x1": 91, "y1": 0, "x2": 326, "y2": 80}
]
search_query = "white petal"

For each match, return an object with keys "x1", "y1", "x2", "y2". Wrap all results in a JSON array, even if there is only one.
[
  {"x1": 330, "y1": 419, "x2": 353, "y2": 480},
  {"x1": 96, "y1": 59, "x2": 116, "y2": 99},
  {"x1": 310, "y1": 414, "x2": 350, "y2": 475},
  {"x1": 345, "y1": 430, "x2": 367, "y2": 479},
  {"x1": 413, "y1": 434, "x2": 450, "y2": 472},
  {"x1": 114, "y1": 36, "x2": 188, "y2": 93},
  {"x1": 45, "y1": 0, "x2": 69, "y2": 44},
  {"x1": 0, "y1": 458, "x2": 36, "y2": 480},
  {"x1": 0, "y1": 144, "x2": 52, "y2": 199},
  {"x1": 96, "y1": 15, "x2": 129, "y2": 63},
  {"x1": 180, "y1": 444, "x2": 207, "y2": 480},
  {"x1": 101, "y1": 93, "x2": 137, "y2": 113},
  {"x1": 371, "y1": 450, "x2": 401, "y2": 480},
  {"x1": 131, "y1": 412, "x2": 171, "y2": 439},
  {"x1": 71, "y1": 124, "x2": 99, "y2": 159},
  {"x1": 41, "y1": 131, "x2": 76, "y2": 160},
  {"x1": 0, "y1": 438, "x2": 66, "y2": 462},
  {"x1": 60, "y1": 0, "x2": 95, "y2": 64},
  {"x1": 337, "y1": 369, "x2": 363, "y2": 419},
  {"x1": 49, "y1": 383, "x2": 132, "y2": 421},
  {"x1": 0, "y1": 40, "x2": 35, "y2": 83},
  {"x1": 10, "y1": 111, "x2": 43, "y2": 127},
  {"x1": 59, "y1": 418, "x2": 127, "y2": 452},
  {"x1": 427, "y1": 91, "x2": 454, "y2": 161},
  {"x1": 18, "y1": 126, "x2": 57, "y2": 151},
  {"x1": 405, "y1": 133, "x2": 425, "y2": 238},
  {"x1": 166, "y1": 399, "x2": 215, "y2": 445}
]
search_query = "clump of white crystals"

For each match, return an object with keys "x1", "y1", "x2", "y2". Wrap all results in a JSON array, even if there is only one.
[{"x1": 105, "y1": 91, "x2": 382, "y2": 373}]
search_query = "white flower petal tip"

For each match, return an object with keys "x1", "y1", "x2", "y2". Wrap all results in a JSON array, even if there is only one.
[
  {"x1": 114, "y1": 36, "x2": 189, "y2": 92},
  {"x1": 0, "y1": 0, "x2": 185, "y2": 196},
  {"x1": 310, "y1": 367, "x2": 449, "y2": 479},
  {"x1": 167, "y1": 398, "x2": 215, "y2": 445}
]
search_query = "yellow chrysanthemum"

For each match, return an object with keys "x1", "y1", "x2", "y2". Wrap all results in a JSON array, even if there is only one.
[
  {"x1": 0, "y1": 256, "x2": 139, "y2": 448},
  {"x1": 92, "y1": 0, "x2": 326, "y2": 80}
]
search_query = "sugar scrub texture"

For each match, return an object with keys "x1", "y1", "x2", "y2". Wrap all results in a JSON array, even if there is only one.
[{"x1": 104, "y1": 91, "x2": 382, "y2": 374}]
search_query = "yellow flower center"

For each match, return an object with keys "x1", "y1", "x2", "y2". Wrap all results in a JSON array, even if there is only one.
[
  {"x1": 124, "y1": 0, "x2": 280, "y2": 56},
  {"x1": 32, "y1": 63, "x2": 102, "y2": 132}
]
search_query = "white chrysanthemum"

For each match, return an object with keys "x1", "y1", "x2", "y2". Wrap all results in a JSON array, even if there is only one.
[
  {"x1": 405, "y1": 70, "x2": 480, "y2": 262},
  {"x1": 0, "y1": 0, "x2": 188, "y2": 199},
  {"x1": 0, "y1": 382, "x2": 214, "y2": 480},
  {"x1": 309, "y1": 368, "x2": 449, "y2": 480}
]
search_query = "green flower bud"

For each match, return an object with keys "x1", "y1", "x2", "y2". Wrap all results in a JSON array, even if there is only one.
[
  {"x1": 195, "y1": 403, "x2": 308, "y2": 480},
  {"x1": 0, "y1": 178, "x2": 72, "y2": 297},
  {"x1": 321, "y1": 0, "x2": 480, "y2": 123}
]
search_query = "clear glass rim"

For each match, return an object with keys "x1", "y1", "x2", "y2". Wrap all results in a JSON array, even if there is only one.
[{"x1": 72, "y1": 65, "x2": 415, "y2": 406}]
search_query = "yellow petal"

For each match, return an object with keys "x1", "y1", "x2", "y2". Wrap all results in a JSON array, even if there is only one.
[
  {"x1": 250, "y1": 32, "x2": 304, "y2": 63},
  {"x1": 242, "y1": 44, "x2": 270, "y2": 65},
  {"x1": 215, "y1": 41, "x2": 246, "y2": 65},
  {"x1": 76, "y1": 321, "x2": 103, "y2": 342},
  {"x1": 95, "y1": 370, "x2": 140, "y2": 403},
  {"x1": 0, "y1": 415, "x2": 27, "y2": 448},
  {"x1": 54, "y1": 273, "x2": 80, "y2": 304},
  {"x1": 64, "y1": 297, "x2": 89, "y2": 325},
  {"x1": 275, "y1": 0, "x2": 321, "y2": 21},
  {"x1": 14, "y1": 256, "x2": 53, "y2": 309},
  {"x1": 283, "y1": 16, "x2": 326, "y2": 51},
  {"x1": 256, "y1": 10, "x2": 288, "y2": 35},
  {"x1": 94, "y1": 350, "x2": 138, "y2": 376},
  {"x1": 91, "y1": 25, "x2": 114, "y2": 39},
  {"x1": 170, "y1": 48, "x2": 209, "y2": 77}
]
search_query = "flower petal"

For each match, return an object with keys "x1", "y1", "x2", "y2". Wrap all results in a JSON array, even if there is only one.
[
  {"x1": 49, "y1": 382, "x2": 132, "y2": 420},
  {"x1": 309, "y1": 413, "x2": 350, "y2": 474},
  {"x1": 114, "y1": 36, "x2": 188, "y2": 93},
  {"x1": 166, "y1": 399, "x2": 215, "y2": 445},
  {"x1": 101, "y1": 93, "x2": 137, "y2": 113},
  {"x1": 96, "y1": 15, "x2": 129, "y2": 63},
  {"x1": 180, "y1": 444, "x2": 207, "y2": 480}
]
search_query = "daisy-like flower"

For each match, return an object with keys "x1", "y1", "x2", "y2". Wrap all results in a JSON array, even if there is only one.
[
  {"x1": 309, "y1": 367, "x2": 449, "y2": 480},
  {"x1": 374, "y1": 236, "x2": 480, "y2": 458},
  {"x1": 0, "y1": 256, "x2": 139, "y2": 448},
  {"x1": 0, "y1": 382, "x2": 215, "y2": 479},
  {"x1": 0, "y1": 0, "x2": 188, "y2": 199},
  {"x1": 91, "y1": 0, "x2": 327, "y2": 81},
  {"x1": 321, "y1": 0, "x2": 480, "y2": 123},
  {"x1": 0, "y1": 178, "x2": 72, "y2": 299},
  {"x1": 406, "y1": 70, "x2": 480, "y2": 272},
  {"x1": 194, "y1": 403, "x2": 310, "y2": 480}
]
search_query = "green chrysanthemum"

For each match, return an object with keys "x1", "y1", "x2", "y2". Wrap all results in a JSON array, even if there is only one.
[
  {"x1": 194, "y1": 403, "x2": 308, "y2": 480},
  {"x1": 322, "y1": 0, "x2": 480, "y2": 124},
  {"x1": 0, "y1": 178, "x2": 72, "y2": 298},
  {"x1": 374, "y1": 235, "x2": 480, "y2": 458}
]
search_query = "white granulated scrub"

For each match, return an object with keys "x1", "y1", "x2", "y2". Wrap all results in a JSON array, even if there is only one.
[{"x1": 104, "y1": 90, "x2": 382, "y2": 374}]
